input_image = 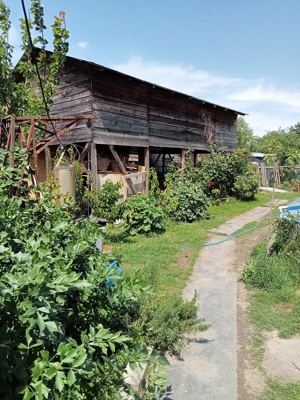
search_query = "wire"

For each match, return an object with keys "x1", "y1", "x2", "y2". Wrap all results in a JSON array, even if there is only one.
[
  {"x1": 20, "y1": 0, "x2": 63, "y2": 148},
  {"x1": 203, "y1": 218, "x2": 270, "y2": 247}
]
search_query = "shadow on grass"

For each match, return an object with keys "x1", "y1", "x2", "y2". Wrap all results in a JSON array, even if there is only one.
[{"x1": 104, "y1": 231, "x2": 133, "y2": 244}]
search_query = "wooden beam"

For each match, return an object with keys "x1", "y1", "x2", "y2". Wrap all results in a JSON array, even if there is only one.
[
  {"x1": 45, "y1": 148, "x2": 51, "y2": 180},
  {"x1": 153, "y1": 152, "x2": 161, "y2": 167},
  {"x1": 79, "y1": 142, "x2": 90, "y2": 162},
  {"x1": 9, "y1": 115, "x2": 16, "y2": 167},
  {"x1": 19, "y1": 126, "x2": 26, "y2": 148},
  {"x1": 144, "y1": 147, "x2": 150, "y2": 172},
  {"x1": 109, "y1": 145, "x2": 137, "y2": 195},
  {"x1": 15, "y1": 115, "x2": 94, "y2": 121},
  {"x1": 90, "y1": 141, "x2": 98, "y2": 190},
  {"x1": 144, "y1": 147, "x2": 149, "y2": 194},
  {"x1": 31, "y1": 119, "x2": 38, "y2": 183},
  {"x1": 181, "y1": 148, "x2": 186, "y2": 172},
  {"x1": 36, "y1": 119, "x2": 83, "y2": 154},
  {"x1": 108, "y1": 145, "x2": 127, "y2": 175},
  {"x1": 26, "y1": 126, "x2": 33, "y2": 152}
]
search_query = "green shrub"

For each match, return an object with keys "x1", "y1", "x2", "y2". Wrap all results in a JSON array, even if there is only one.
[
  {"x1": 232, "y1": 166, "x2": 259, "y2": 200},
  {"x1": 82, "y1": 179, "x2": 122, "y2": 222},
  {"x1": 163, "y1": 178, "x2": 210, "y2": 222},
  {"x1": 198, "y1": 146, "x2": 253, "y2": 199},
  {"x1": 122, "y1": 194, "x2": 166, "y2": 236},
  {"x1": 142, "y1": 295, "x2": 208, "y2": 352},
  {"x1": 161, "y1": 162, "x2": 210, "y2": 223}
]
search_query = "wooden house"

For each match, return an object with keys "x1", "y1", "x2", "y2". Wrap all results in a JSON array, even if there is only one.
[{"x1": 36, "y1": 54, "x2": 245, "y2": 196}]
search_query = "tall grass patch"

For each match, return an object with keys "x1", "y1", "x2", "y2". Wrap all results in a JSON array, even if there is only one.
[{"x1": 243, "y1": 243, "x2": 300, "y2": 292}]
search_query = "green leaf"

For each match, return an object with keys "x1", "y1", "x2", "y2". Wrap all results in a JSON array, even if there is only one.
[
  {"x1": 67, "y1": 369, "x2": 76, "y2": 387},
  {"x1": 44, "y1": 366, "x2": 57, "y2": 379},
  {"x1": 45, "y1": 321, "x2": 61, "y2": 333},
  {"x1": 72, "y1": 349, "x2": 87, "y2": 368},
  {"x1": 73, "y1": 280, "x2": 91, "y2": 288},
  {"x1": 32, "y1": 363, "x2": 43, "y2": 380},
  {"x1": 55, "y1": 371, "x2": 65, "y2": 392},
  {"x1": 24, "y1": 391, "x2": 35, "y2": 400},
  {"x1": 156, "y1": 355, "x2": 170, "y2": 366},
  {"x1": 37, "y1": 312, "x2": 45, "y2": 334}
]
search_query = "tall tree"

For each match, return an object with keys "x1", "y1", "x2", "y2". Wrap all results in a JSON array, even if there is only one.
[
  {"x1": 0, "y1": 0, "x2": 69, "y2": 117},
  {"x1": 236, "y1": 116, "x2": 256, "y2": 151},
  {"x1": 255, "y1": 124, "x2": 300, "y2": 165}
]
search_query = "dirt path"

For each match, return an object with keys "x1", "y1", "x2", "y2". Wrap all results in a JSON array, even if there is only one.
[
  {"x1": 236, "y1": 226, "x2": 269, "y2": 399},
  {"x1": 163, "y1": 205, "x2": 279, "y2": 400}
]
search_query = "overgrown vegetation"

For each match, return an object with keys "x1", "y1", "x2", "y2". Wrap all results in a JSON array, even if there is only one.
[
  {"x1": 0, "y1": 148, "x2": 170, "y2": 399},
  {"x1": 243, "y1": 215, "x2": 300, "y2": 399}
]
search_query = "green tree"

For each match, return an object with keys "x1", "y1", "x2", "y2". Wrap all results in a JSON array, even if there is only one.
[
  {"x1": 255, "y1": 124, "x2": 300, "y2": 165},
  {"x1": 236, "y1": 116, "x2": 257, "y2": 151},
  {"x1": 0, "y1": 0, "x2": 69, "y2": 117}
]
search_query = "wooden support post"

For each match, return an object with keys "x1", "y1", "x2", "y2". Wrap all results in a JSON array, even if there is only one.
[
  {"x1": 181, "y1": 148, "x2": 186, "y2": 172},
  {"x1": 9, "y1": 115, "x2": 16, "y2": 167},
  {"x1": 31, "y1": 119, "x2": 37, "y2": 169},
  {"x1": 31, "y1": 119, "x2": 39, "y2": 184},
  {"x1": 138, "y1": 147, "x2": 144, "y2": 167},
  {"x1": 19, "y1": 126, "x2": 26, "y2": 148},
  {"x1": 144, "y1": 147, "x2": 149, "y2": 194},
  {"x1": 45, "y1": 148, "x2": 51, "y2": 180},
  {"x1": 90, "y1": 141, "x2": 98, "y2": 190},
  {"x1": 162, "y1": 153, "x2": 166, "y2": 175}
]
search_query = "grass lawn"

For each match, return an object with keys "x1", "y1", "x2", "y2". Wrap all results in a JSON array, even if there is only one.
[{"x1": 106, "y1": 190, "x2": 297, "y2": 300}]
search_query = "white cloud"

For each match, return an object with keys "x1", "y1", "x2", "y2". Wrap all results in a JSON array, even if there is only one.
[
  {"x1": 113, "y1": 56, "x2": 240, "y2": 98},
  {"x1": 77, "y1": 41, "x2": 90, "y2": 49},
  {"x1": 113, "y1": 56, "x2": 300, "y2": 137}
]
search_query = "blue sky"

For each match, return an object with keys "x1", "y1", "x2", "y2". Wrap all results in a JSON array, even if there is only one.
[{"x1": 7, "y1": 0, "x2": 300, "y2": 136}]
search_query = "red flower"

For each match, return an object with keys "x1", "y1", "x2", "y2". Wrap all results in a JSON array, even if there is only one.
[
  {"x1": 227, "y1": 162, "x2": 231, "y2": 165},
  {"x1": 19, "y1": 180, "x2": 23, "y2": 185},
  {"x1": 209, "y1": 181, "x2": 214, "y2": 186}
]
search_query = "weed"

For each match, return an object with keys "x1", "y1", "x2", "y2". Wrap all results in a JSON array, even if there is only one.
[{"x1": 259, "y1": 378, "x2": 300, "y2": 400}]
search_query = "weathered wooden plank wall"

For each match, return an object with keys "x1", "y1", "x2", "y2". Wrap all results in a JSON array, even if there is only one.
[
  {"x1": 90, "y1": 64, "x2": 238, "y2": 150},
  {"x1": 50, "y1": 57, "x2": 239, "y2": 151},
  {"x1": 51, "y1": 59, "x2": 92, "y2": 144}
]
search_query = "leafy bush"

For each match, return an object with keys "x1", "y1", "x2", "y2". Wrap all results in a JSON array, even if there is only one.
[
  {"x1": 161, "y1": 162, "x2": 210, "y2": 222},
  {"x1": 198, "y1": 146, "x2": 254, "y2": 199},
  {"x1": 142, "y1": 295, "x2": 208, "y2": 352},
  {"x1": 82, "y1": 179, "x2": 122, "y2": 222},
  {"x1": 0, "y1": 149, "x2": 152, "y2": 399},
  {"x1": 122, "y1": 194, "x2": 166, "y2": 236},
  {"x1": 232, "y1": 166, "x2": 259, "y2": 200}
]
